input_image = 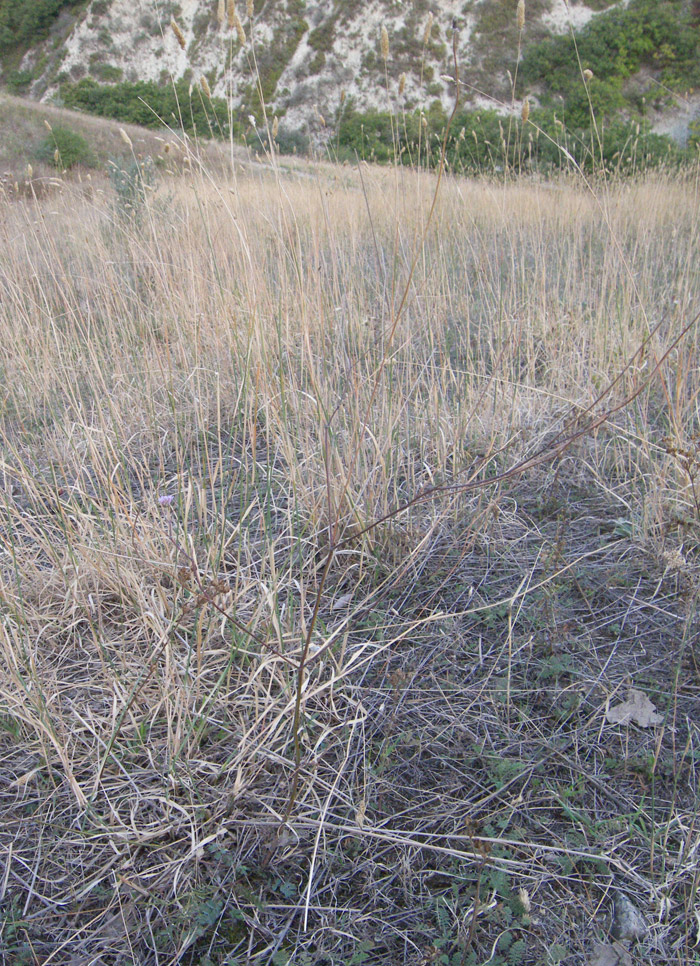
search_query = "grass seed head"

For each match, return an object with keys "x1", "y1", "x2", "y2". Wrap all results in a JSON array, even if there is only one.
[
  {"x1": 583, "y1": 68, "x2": 594, "y2": 81},
  {"x1": 381, "y1": 25, "x2": 389, "y2": 61},
  {"x1": 233, "y1": 10, "x2": 246, "y2": 43},
  {"x1": 201, "y1": 76, "x2": 211, "y2": 98},
  {"x1": 227, "y1": 0, "x2": 235, "y2": 29},
  {"x1": 517, "y1": 0, "x2": 525, "y2": 30},
  {"x1": 423, "y1": 12, "x2": 433, "y2": 45},
  {"x1": 217, "y1": 0, "x2": 225, "y2": 26},
  {"x1": 171, "y1": 18, "x2": 186, "y2": 50},
  {"x1": 119, "y1": 128, "x2": 133, "y2": 148},
  {"x1": 399, "y1": 72, "x2": 406, "y2": 95},
  {"x1": 247, "y1": 0, "x2": 254, "y2": 16},
  {"x1": 272, "y1": 116, "x2": 279, "y2": 138},
  {"x1": 521, "y1": 98, "x2": 530, "y2": 124}
]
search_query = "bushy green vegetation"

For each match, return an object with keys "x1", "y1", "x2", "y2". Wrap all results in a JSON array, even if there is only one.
[
  {"x1": 35, "y1": 123, "x2": 96, "y2": 167},
  {"x1": 0, "y1": 0, "x2": 85, "y2": 58},
  {"x1": 520, "y1": 0, "x2": 700, "y2": 127},
  {"x1": 60, "y1": 77, "x2": 240, "y2": 139},
  {"x1": 53, "y1": 73, "x2": 692, "y2": 174},
  {"x1": 307, "y1": 18, "x2": 334, "y2": 73},
  {"x1": 247, "y1": 11, "x2": 307, "y2": 107},
  {"x1": 335, "y1": 102, "x2": 685, "y2": 173},
  {"x1": 5, "y1": 69, "x2": 34, "y2": 92},
  {"x1": 5, "y1": 0, "x2": 697, "y2": 175},
  {"x1": 108, "y1": 156, "x2": 154, "y2": 219}
]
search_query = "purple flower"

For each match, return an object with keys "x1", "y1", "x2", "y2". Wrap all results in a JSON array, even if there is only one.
[{"x1": 158, "y1": 494, "x2": 175, "y2": 507}]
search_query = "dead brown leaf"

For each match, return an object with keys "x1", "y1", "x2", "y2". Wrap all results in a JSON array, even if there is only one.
[
  {"x1": 588, "y1": 941, "x2": 633, "y2": 966},
  {"x1": 605, "y1": 688, "x2": 663, "y2": 727}
]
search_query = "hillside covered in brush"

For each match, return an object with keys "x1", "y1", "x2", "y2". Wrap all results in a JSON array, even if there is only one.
[{"x1": 1, "y1": 0, "x2": 699, "y2": 165}]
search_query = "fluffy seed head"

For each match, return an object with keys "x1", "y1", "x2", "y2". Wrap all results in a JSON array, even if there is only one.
[
  {"x1": 44, "y1": 120, "x2": 52, "y2": 132},
  {"x1": 27, "y1": 163, "x2": 33, "y2": 179},
  {"x1": 583, "y1": 68, "x2": 594, "y2": 81},
  {"x1": 233, "y1": 10, "x2": 246, "y2": 43},
  {"x1": 171, "y1": 18, "x2": 186, "y2": 50},
  {"x1": 200, "y1": 76, "x2": 211, "y2": 98},
  {"x1": 217, "y1": 0, "x2": 225, "y2": 26},
  {"x1": 272, "y1": 116, "x2": 279, "y2": 138},
  {"x1": 517, "y1": 0, "x2": 525, "y2": 30},
  {"x1": 380, "y1": 25, "x2": 389, "y2": 61},
  {"x1": 423, "y1": 12, "x2": 433, "y2": 45},
  {"x1": 119, "y1": 128, "x2": 133, "y2": 148},
  {"x1": 318, "y1": 113, "x2": 326, "y2": 127},
  {"x1": 246, "y1": 0, "x2": 254, "y2": 16},
  {"x1": 227, "y1": 0, "x2": 235, "y2": 28},
  {"x1": 398, "y1": 72, "x2": 406, "y2": 95},
  {"x1": 521, "y1": 98, "x2": 530, "y2": 124}
]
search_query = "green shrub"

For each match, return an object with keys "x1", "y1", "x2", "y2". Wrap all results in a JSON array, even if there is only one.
[
  {"x1": 334, "y1": 102, "x2": 684, "y2": 173},
  {"x1": 520, "y1": 0, "x2": 700, "y2": 127},
  {"x1": 92, "y1": 63, "x2": 123, "y2": 82},
  {"x1": 60, "y1": 78, "x2": 238, "y2": 140},
  {"x1": 253, "y1": 16, "x2": 308, "y2": 105},
  {"x1": 274, "y1": 125, "x2": 309, "y2": 156},
  {"x1": 108, "y1": 156, "x2": 154, "y2": 219},
  {"x1": 0, "y1": 0, "x2": 84, "y2": 58},
  {"x1": 6, "y1": 68, "x2": 33, "y2": 92},
  {"x1": 35, "y1": 125, "x2": 96, "y2": 168}
]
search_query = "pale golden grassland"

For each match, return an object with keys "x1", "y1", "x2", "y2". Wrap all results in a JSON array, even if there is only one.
[
  {"x1": 0, "y1": 155, "x2": 699, "y2": 964},
  {"x1": 0, "y1": 90, "x2": 240, "y2": 187}
]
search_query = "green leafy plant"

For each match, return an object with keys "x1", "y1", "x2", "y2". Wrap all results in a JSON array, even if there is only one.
[
  {"x1": 0, "y1": 0, "x2": 85, "y2": 58},
  {"x1": 35, "y1": 125, "x2": 96, "y2": 168},
  {"x1": 60, "y1": 77, "x2": 237, "y2": 140},
  {"x1": 108, "y1": 155, "x2": 154, "y2": 218},
  {"x1": 520, "y1": 0, "x2": 700, "y2": 126}
]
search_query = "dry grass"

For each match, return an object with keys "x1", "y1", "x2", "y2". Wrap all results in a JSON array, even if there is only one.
[{"x1": 0, "y1": 140, "x2": 699, "y2": 965}]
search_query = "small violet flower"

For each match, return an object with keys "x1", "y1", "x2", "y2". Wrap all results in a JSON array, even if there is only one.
[{"x1": 158, "y1": 494, "x2": 175, "y2": 507}]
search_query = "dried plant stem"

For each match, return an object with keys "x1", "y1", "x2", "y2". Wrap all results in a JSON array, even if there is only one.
[{"x1": 283, "y1": 29, "x2": 463, "y2": 822}]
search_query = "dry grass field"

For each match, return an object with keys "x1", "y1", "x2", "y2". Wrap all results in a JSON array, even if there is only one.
[{"x1": 0, "y1": 127, "x2": 699, "y2": 965}]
